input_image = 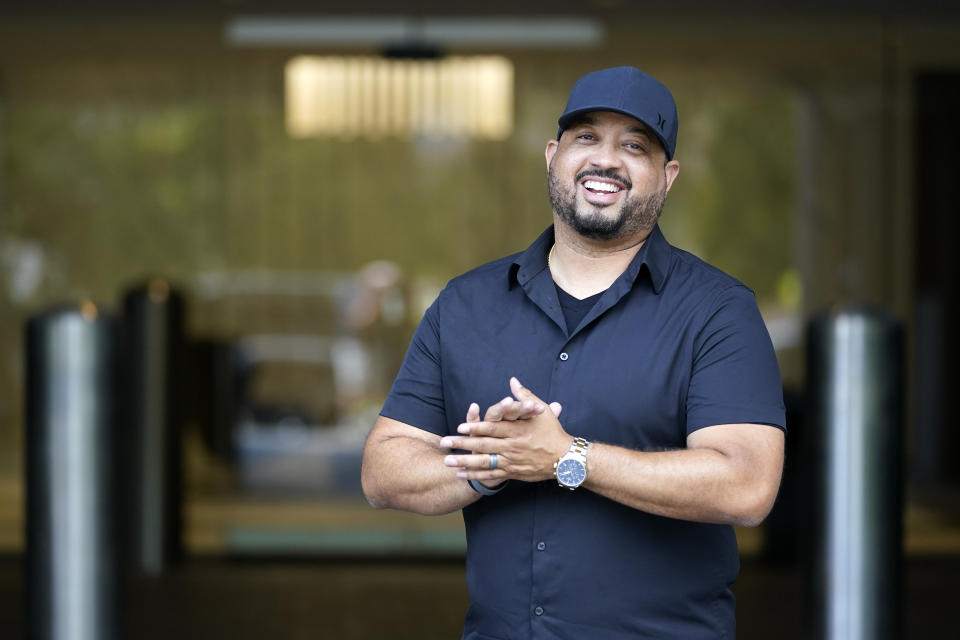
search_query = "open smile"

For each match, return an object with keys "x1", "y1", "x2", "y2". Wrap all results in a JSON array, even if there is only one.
[
  {"x1": 582, "y1": 179, "x2": 624, "y2": 194},
  {"x1": 575, "y1": 169, "x2": 631, "y2": 202},
  {"x1": 578, "y1": 176, "x2": 628, "y2": 205}
]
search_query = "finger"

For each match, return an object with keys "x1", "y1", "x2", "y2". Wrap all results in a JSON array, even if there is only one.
[
  {"x1": 483, "y1": 396, "x2": 514, "y2": 422},
  {"x1": 456, "y1": 469, "x2": 508, "y2": 481},
  {"x1": 549, "y1": 402, "x2": 563, "y2": 417},
  {"x1": 443, "y1": 453, "x2": 500, "y2": 469},
  {"x1": 500, "y1": 398, "x2": 545, "y2": 421},
  {"x1": 440, "y1": 436, "x2": 496, "y2": 453},
  {"x1": 483, "y1": 397, "x2": 512, "y2": 422},
  {"x1": 510, "y1": 376, "x2": 545, "y2": 405},
  {"x1": 456, "y1": 470, "x2": 508, "y2": 481},
  {"x1": 457, "y1": 419, "x2": 512, "y2": 436},
  {"x1": 465, "y1": 402, "x2": 480, "y2": 423}
]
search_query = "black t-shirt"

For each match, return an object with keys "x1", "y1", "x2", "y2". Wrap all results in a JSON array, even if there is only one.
[{"x1": 555, "y1": 283, "x2": 603, "y2": 334}]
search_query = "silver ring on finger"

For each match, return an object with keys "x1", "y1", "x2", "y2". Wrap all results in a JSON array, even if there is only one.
[{"x1": 489, "y1": 453, "x2": 498, "y2": 470}]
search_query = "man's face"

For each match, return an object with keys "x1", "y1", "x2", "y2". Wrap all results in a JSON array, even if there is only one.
[{"x1": 545, "y1": 111, "x2": 680, "y2": 242}]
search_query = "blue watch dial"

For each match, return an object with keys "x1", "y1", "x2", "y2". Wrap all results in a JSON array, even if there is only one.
[{"x1": 557, "y1": 458, "x2": 586, "y2": 486}]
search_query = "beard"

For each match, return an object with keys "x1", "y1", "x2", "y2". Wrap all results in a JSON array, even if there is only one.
[{"x1": 547, "y1": 166, "x2": 667, "y2": 241}]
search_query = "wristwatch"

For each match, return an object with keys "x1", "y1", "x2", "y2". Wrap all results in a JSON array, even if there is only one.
[{"x1": 554, "y1": 437, "x2": 589, "y2": 490}]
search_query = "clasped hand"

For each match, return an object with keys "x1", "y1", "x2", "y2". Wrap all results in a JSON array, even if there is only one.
[{"x1": 440, "y1": 377, "x2": 569, "y2": 484}]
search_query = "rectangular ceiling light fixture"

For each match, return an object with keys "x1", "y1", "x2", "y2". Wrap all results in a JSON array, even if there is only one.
[
  {"x1": 285, "y1": 56, "x2": 514, "y2": 140},
  {"x1": 228, "y1": 17, "x2": 604, "y2": 49}
]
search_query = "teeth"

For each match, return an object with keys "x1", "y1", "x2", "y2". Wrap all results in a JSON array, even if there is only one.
[{"x1": 584, "y1": 180, "x2": 621, "y2": 193}]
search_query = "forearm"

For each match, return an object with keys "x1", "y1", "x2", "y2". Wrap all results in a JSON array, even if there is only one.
[
  {"x1": 584, "y1": 438, "x2": 780, "y2": 527},
  {"x1": 362, "y1": 424, "x2": 480, "y2": 516},
  {"x1": 438, "y1": 380, "x2": 784, "y2": 526}
]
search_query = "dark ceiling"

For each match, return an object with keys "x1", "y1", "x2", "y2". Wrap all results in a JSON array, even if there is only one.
[{"x1": 1, "y1": 1, "x2": 959, "y2": 19}]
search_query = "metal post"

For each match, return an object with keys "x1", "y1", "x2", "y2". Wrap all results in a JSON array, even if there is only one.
[
  {"x1": 807, "y1": 307, "x2": 903, "y2": 640},
  {"x1": 122, "y1": 280, "x2": 184, "y2": 575},
  {"x1": 25, "y1": 302, "x2": 118, "y2": 640}
]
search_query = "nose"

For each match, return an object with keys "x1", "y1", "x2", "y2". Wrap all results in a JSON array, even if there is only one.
[{"x1": 585, "y1": 138, "x2": 624, "y2": 170}]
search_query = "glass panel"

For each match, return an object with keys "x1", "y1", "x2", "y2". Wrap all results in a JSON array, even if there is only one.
[{"x1": 0, "y1": 48, "x2": 797, "y2": 556}]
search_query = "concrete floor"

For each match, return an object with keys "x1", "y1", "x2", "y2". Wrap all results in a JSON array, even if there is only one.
[
  {"x1": 1, "y1": 554, "x2": 956, "y2": 639},
  {"x1": 3, "y1": 455, "x2": 958, "y2": 638}
]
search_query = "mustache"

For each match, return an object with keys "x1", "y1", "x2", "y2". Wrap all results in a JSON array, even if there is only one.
[{"x1": 575, "y1": 168, "x2": 632, "y2": 191}]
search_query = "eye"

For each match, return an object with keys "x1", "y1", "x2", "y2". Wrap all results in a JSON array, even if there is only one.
[{"x1": 625, "y1": 141, "x2": 647, "y2": 152}]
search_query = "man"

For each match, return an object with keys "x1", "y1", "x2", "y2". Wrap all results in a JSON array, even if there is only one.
[{"x1": 361, "y1": 66, "x2": 785, "y2": 639}]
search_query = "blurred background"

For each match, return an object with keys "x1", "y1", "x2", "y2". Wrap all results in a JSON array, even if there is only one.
[{"x1": 0, "y1": 2, "x2": 958, "y2": 638}]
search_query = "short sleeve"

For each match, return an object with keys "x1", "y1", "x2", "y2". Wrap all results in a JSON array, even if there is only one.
[
  {"x1": 380, "y1": 298, "x2": 448, "y2": 435},
  {"x1": 685, "y1": 286, "x2": 786, "y2": 435}
]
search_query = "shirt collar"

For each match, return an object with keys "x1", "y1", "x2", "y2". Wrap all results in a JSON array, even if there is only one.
[
  {"x1": 509, "y1": 224, "x2": 671, "y2": 294},
  {"x1": 509, "y1": 226, "x2": 554, "y2": 289}
]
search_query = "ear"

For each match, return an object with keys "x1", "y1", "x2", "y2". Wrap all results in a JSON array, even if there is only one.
[
  {"x1": 545, "y1": 139, "x2": 559, "y2": 168},
  {"x1": 664, "y1": 159, "x2": 680, "y2": 193}
]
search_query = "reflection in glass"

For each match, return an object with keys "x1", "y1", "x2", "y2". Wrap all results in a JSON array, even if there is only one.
[{"x1": 285, "y1": 56, "x2": 514, "y2": 140}]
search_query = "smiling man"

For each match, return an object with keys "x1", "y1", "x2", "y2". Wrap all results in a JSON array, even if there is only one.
[{"x1": 362, "y1": 66, "x2": 786, "y2": 639}]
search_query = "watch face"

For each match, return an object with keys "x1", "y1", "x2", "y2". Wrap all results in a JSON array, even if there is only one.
[{"x1": 557, "y1": 458, "x2": 586, "y2": 487}]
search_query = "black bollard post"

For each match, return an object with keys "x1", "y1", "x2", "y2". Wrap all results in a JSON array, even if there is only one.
[
  {"x1": 121, "y1": 279, "x2": 184, "y2": 576},
  {"x1": 25, "y1": 302, "x2": 119, "y2": 640},
  {"x1": 806, "y1": 307, "x2": 903, "y2": 640}
]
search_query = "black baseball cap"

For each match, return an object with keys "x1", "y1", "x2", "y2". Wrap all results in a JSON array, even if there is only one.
[{"x1": 556, "y1": 66, "x2": 679, "y2": 160}]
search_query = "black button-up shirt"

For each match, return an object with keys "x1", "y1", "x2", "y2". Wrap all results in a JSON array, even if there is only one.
[{"x1": 382, "y1": 224, "x2": 785, "y2": 640}]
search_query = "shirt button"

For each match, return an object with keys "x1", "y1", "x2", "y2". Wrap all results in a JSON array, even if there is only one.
[
  {"x1": 559, "y1": 352, "x2": 569, "y2": 361},
  {"x1": 534, "y1": 606, "x2": 544, "y2": 616},
  {"x1": 537, "y1": 541, "x2": 546, "y2": 551}
]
